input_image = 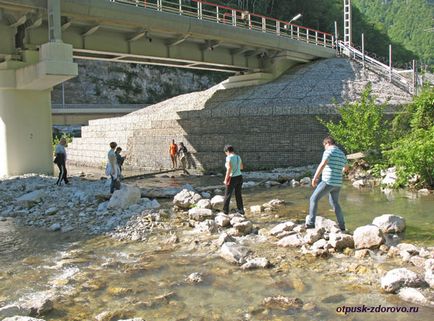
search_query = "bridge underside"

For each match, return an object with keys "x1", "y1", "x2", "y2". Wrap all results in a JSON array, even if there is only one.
[{"x1": 0, "y1": 0, "x2": 335, "y2": 176}]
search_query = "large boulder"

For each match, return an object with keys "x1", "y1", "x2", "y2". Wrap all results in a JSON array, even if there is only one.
[
  {"x1": 304, "y1": 216, "x2": 339, "y2": 232},
  {"x1": 108, "y1": 185, "x2": 141, "y2": 209},
  {"x1": 381, "y1": 167, "x2": 397, "y2": 186},
  {"x1": 173, "y1": 189, "x2": 202, "y2": 209},
  {"x1": 15, "y1": 190, "x2": 45, "y2": 208},
  {"x1": 196, "y1": 199, "x2": 211, "y2": 209},
  {"x1": 210, "y1": 195, "x2": 225, "y2": 210},
  {"x1": 398, "y1": 288, "x2": 434, "y2": 307},
  {"x1": 214, "y1": 213, "x2": 231, "y2": 227},
  {"x1": 188, "y1": 208, "x2": 214, "y2": 221},
  {"x1": 232, "y1": 220, "x2": 253, "y2": 236},
  {"x1": 328, "y1": 233, "x2": 354, "y2": 251},
  {"x1": 270, "y1": 221, "x2": 296, "y2": 236},
  {"x1": 194, "y1": 219, "x2": 218, "y2": 234},
  {"x1": 372, "y1": 214, "x2": 406, "y2": 233},
  {"x1": 353, "y1": 225, "x2": 385, "y2": 249},
  {"x1": 303, "y1": 228, "x2": 325, "y2": 245},
  {"x1": 380, "y1": 268, "x2": 426, "y2": 293},
  {"x1": 277, "y1": 234, "x2": 304, "y2": 248},
  {"x1": 220, "y1": 242, "x2": 250, "y2": 264}
]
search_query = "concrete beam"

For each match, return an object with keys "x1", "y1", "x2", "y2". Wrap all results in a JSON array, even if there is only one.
[
  {"x1": 82, "y1": 24, "x2": 100, "y2": 37},
  {"x1": 9, "y1": 15, "x2": 27, "y2": 28},
  {"x1": 167, "y1": 34, "x2": 190, "y2": 47}
]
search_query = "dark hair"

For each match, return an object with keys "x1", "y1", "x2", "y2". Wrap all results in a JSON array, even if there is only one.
[
  {"x1": 116, "y1": 147, "x2": 122, "y2": 152},
  {"x1": 109, "y1": 142, "x2": 117, "y2": 149},
  {"x1": 224, "y1": 145, "x2": 234, "y2": 153},
  {"x1": 323, "y1": 136, "x2": 335, "y2": 145}
]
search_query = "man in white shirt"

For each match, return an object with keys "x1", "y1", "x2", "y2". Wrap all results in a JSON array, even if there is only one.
[{"x1": 54, "y1": 137, "x2": 69, "y2": 185}]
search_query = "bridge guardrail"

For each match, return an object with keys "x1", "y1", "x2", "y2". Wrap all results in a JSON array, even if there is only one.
[
  {"x1": 110, "y1": 0, "x2": 335, "y2": 49},
  {"x1": 337, "y1": 41, "x2": 416, "y2": 95}
]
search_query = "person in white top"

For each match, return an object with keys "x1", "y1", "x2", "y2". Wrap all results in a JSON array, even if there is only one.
[
  {"x1": 107, "y1": 142, "x2": 121, "y2": 193},
  {"x1": 54, "y1": 137, "x2": 69, "y2": 186}
]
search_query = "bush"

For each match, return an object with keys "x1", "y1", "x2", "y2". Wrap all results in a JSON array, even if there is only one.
[
  {"x1": 318, "y1": 83, "x2": 389, "y2": 157},
  {"x1": 384, "y1": 126, "x2": 434, "y2": 188}
]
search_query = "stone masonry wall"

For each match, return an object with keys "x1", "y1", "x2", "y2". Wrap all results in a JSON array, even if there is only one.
[{"x1": 66, "y1": 58, "x2": 413, "y2": 172}]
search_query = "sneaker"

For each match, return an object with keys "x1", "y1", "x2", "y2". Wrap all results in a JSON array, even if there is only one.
[{"x1": 304, "y1": 224, "x2": 315, "y2": 229}]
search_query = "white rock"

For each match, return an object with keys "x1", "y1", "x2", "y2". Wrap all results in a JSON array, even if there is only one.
[
  {"x1": 194, "y1": 219, "x2": 218, "y2": 234},
  {"x1": 397, "y1": 243, "x2": 419, "y2": 254},
  {"x1": 196, "y1": 199, "x2": 212, "y2": 209},
  {"x1": 263, "y1": 199, "x2": 285, "y2": 210},
  {"x1": 270, "y1": 221, "x2": 296, "y2": 236},
  {"x1": 417, "y1": 188, "x2": 431, "y2": 196},
  {"x1": 15, "y1": 190, "x2": 45, "y2": 208},
  {"x1": 97, "y1": 201, "x2": 108, "y2": 212},
  {"x1": 398, "y1": 288, "x2": 433, "y2": 307},
  {"x1": 306, "y1": 216, "x2": 340, "y2": 232},
  {"x1": 241, "y1": 257, "x2": 270, "y2": 270},
  {"x1": 216, "y1": 232, "x2": 236, "y2": 246},
  {"x1": 299, "y1": 177, "x2": 311, "y2": 185},
  {"x1": 381, "y1": 268, "x2": 425, "y2": 293},
  {"x1": 210, "y1": 195, "x2": 225, "y2": 209},
  {"x1": 215, "y1": 213, "x2": 231, "y2": 227},
  {"x1": 328, "y1": 233, "x2": 354, "y2": 250},
  {"x1": 353, "y1": 224, "x2": 384, "y2": 249},
  {"x1": 188, "y1": 208, "x2": 214, "y2": 221},
  {"x1": 250, "y1": 205, "x2": 264, "y2": 213},
  {"x1": 425, "y1": 259, "x2": 434, "y2": 288},
  {"x1": 303, "y1": 228, "x2": 325, "y2": 245},
  {"x1": 108, "y1": 185, "x2": 141, "y2": 209},
  {"x1": 277, "y1": 234, "x2": 304, "y2": 247},
  {"x1": 352, "y1": 179, "x2": 366, "y2": 189},
  {"x1": 173, "y1": 189, "x2": 202, "y2": 209},
  {"x1": 2, "y1": 317, "x2": 46, "y2": 321},
  {"x1": 372, "y1": 214, "x2": 406, "y2": 233},
  {"x1": 185, "y1": 272, "x2": 203, "y2": 283},
  {"x1": 233, "y1": 220, "x2": 253, "y2": 236},
  {"x1": 220, "y1": 242, "x2": 250, "y2": 264},
  {"x1": 381, "y1": 167, "x2": 397, "y2": 186},
  {"x1": 290, "y1": 179, "x2": 300, "y2": 187},
  {"x1": 311, "y1": 239, "x2": 328, "y2": 250}
]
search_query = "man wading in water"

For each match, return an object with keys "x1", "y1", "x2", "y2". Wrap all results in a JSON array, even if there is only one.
[{"x1": 306, "y1": 136, "x2": 349, "y2": 231}]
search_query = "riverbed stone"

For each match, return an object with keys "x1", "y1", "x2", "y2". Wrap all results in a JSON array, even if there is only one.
[
  {"x1": 49, "y1": 223, "x2": 61, "y2": 232},
  {"x1": 262, "y1": 296, "x2": 303, "y2": 310},
  {"x1": 372, "y1": 214, "x2": 406, "y2": 233},
  {"x1": 233, "y1": 220, "x2": 253, "y2": 236},
  {"x1": 425, "y1": 259, "x2": 434, "y2": 288},
  {"x1": 397, "y1": 243, "x2": 419, "y2": 255},
  {"x1": 354, "y1": 249, "x2": 370, "y2": 259},
  {"x1": 196, "y1": 199, "x2": 211, "y2": 209},
  {"x1": 270, "y1": 221, "x2": 296, "y2": 236},
  {"x1": 381, "y1": 167, "x2": 397, "y2": 186},
  {"x1": 194, "y1": 219, "x2": 218, "y2": 234},
  {"x1": 108, "y1": 185, "x2": 141, "y2": 209},
  {"x1": 214, "y1": 213, "x2": 230, "y2": 227},
  {"x1": 409, "y1": 256, "x2": 426, "y2": 268},
  {"x1": 220, "y1": 242, "x2": 250, "y2": 265},
  {"x1": 210, "y1": 195, "x2": 224, "y2": 209},
  {"x1": 328, "y1": 233, "x2": 354, "y2": 251},
  {"x1": 15, "y1": 190, "x2": 45, "y2": 208},
  {"x1": 216, "y1": 232, "x2": 236, "y2": 246},
  {"x1": 188, "y1": 208, "x2": 214, "y2": 221},
  {"x1": 262, "y1": 199, "x2": 285, "y2": 210},
  {"x1": 353, "y1": 225, "x2": 385, "y2": 249},
  {"x1": 380, "y1": 268, "x2": 426, "y2": 293},
  {"x1": 173, "y1": 189, "x2": 202, "y2": 209},
  {"x1": 303, "y1": 227, "x2": 325, "y2": 245},
  {"x1": 311, "y1": 239, "x2": 328, "y2": 250},
  {"x1": 398, "y1": 288, "x2": 434, "y2": 307},
  {"x1": 277, "y1": 234, "x2": 304, "y2": 247},
  {"x1": 241, "y1": 257, "x2": 270, "y2": 270},
  {"x1": 185, "y1": 272, "x2": 203, "y2": 284},
  {"x1": 308, "y1": 216, "x2": 340, "y2": 232},
  {"x1": 250, "y1": 205, "x2": 264, "y2": 213},
  {"x1": 299, "y1": 177, "x2": 311, "y2": 185}
]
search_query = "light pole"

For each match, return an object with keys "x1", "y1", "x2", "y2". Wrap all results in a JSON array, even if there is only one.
[{"x1": 289, "y1": 13, "x2": 302, "y2": 24}]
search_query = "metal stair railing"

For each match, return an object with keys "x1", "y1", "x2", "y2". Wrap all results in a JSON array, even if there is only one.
[
  {"x1": 337, "y1": 41, "x2": 415, "y2": 95},
  {"x1": 109, "y1": 0, "x2": 335, "y2": 49}
]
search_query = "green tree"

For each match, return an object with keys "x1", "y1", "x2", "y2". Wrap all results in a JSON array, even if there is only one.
[{"x1": 318, "y1": 84, "x2": 389, "y2": 155}]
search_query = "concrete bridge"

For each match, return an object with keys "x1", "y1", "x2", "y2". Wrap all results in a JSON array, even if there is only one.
[{"x1": 0, "y1": 0, "x2": 336, "y2": 176}]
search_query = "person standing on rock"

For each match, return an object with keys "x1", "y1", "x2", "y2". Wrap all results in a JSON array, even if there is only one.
[
  {"x1": 223, "y1": 145, "x2": 245, "y2": 215},
  {"x1": 169, "y1": 139, "x2": 178, "y2": 169},
  {"x1": 306, "y1": 136, "x2": 349, "y2": 231},
  {"x1": 54, "y1": 137, "x2": 69, "y2": 186},
  {"x1": 107, "y1": 142, "x2": 121, "y2": 193}
]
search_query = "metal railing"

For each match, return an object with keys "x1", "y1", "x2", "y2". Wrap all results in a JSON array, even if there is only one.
[
  {"x1": 109, "y1": 0, "x2": 335, "y2": 49},
  {"x1": 337, "y1": 41, "x2": 416, "y2": 95}
]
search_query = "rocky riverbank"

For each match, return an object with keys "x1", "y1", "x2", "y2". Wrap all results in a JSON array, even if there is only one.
[{"x1": 0, "y1": 169, "x2": 433, "y2": 321}]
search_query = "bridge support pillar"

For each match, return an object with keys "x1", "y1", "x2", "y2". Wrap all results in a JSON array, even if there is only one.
[
  {"x1": 0, "y1": 42, "x2": 77, "y2": 177},
  {"x1": 0, "y1": 89, "x2": 53, "y2": 176}
]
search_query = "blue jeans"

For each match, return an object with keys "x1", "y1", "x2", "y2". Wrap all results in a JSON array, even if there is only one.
[{"x1": 306, "y1": 181, "x2": 345, "y2": 230}]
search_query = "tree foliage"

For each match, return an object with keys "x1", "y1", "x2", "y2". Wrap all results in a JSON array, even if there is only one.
[{"x1": 318, "y1": 84, "x2": 389, "y2": 155}]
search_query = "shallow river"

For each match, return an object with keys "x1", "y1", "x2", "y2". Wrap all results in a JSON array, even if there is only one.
[{"x1": 0, "y1": 172, "x2": 433, "y2": 321}]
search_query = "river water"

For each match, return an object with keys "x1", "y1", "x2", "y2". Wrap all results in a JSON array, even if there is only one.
[{"x1": 0, "y1": 172, "x2": 433, "y2": 321}]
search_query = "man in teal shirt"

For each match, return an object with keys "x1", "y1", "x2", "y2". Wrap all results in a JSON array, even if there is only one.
[{"x1": 306, "y1": 136, "x2": 349, "y2": 231}]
